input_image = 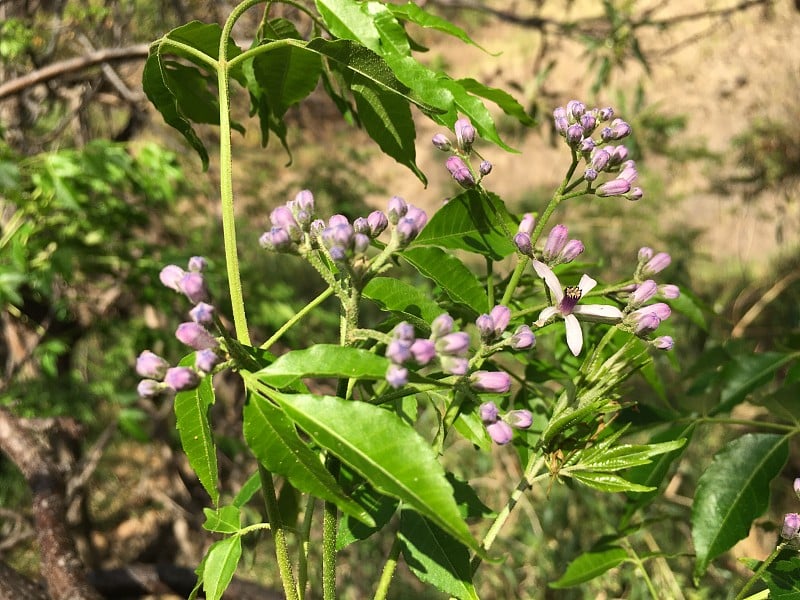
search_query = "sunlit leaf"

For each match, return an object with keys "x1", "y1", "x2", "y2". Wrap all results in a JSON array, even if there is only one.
[
  {"x1": 203, "y1": 505, "x2": 241, "y2": 533},
  {"x1": 362, "y1": 276, "x2": 444, "y2": 330},
  {"x1": 203, "y1": 536, "x2": 242, "y2": 600}
]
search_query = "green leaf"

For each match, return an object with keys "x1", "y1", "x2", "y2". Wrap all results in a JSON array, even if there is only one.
[
  {"x1": 550, "y1": 544, "x2": 629, "y2": 588},
  {"x1": 352, "y1": 78, "x2": 424, "y2": 182},
  {"x1": 255, "y1": 344, "x2": 390, "y2": 388},
  {"x1": 174, "y1": 374, "x2": 219, "y2": 505},
  {"x1": 251, "y1": 45, "x2": 322, "y2": 117},
  {"x1": 401, "y1": 246, "x2": 488, "y2": 315},
  {"x1": 243, "y1": 390, "x2": 373, "y2": 525},
  {"x1": 362, "y1": 276, "x2": 443, "y2": 330},
  {"x1": 568, "y1": 471, "x2": 654, "y2": 493},
  {"x1": 162, "y1": 61, "x2": 243, "y2": 133},
  {"x1": 336, "y1": 477, "x2": 398, "y2": 550},
  {"x1": 203, "y1": 536, "x2": 242, "y2": 600},
  {"x1": 232, "y1": 471, "x2": 261, "y2": 508},
  {"x1": 692, "y1": 433, "x2": 789, "y2": 581},
  {"x1": 741, "y1": 549, "x2": 800, "y2": 598},
  {"x1": 712, "y1": 352, "x2": 794, "y2": 415},
  {"x1": 412, "y1": 189, "x2": 516, "y2": 259},
  {"x1": 316, "y1": 0, "x2": 381, "y2": 52},
  {"x1": 441, "y1": 78, "x2": 516, "y2": 152},
  {"x1": 447, "y1": 473, "x2": 495, "y2": 520},
  {"x1": 457, "y1": 78, "x2": 534, "y2": 125},
  {"x1": 367, "y1": 1, "x2": 411, "y2": 57},
  {"x1": 268, "y1": 390, "x2": 479, "y2": 551},
  {"x1": 668, "y1": 287, "x2": 708, "y2": 331},
  {"x1": 387, "y1": 2, "x2": 487, "y2": 51},
  {"x1": 399, "y1": 509, "x2": 479, "y2": 600},
  {"x1": 578, "y1": 439, "x2": 687, "y2": 472},
  {"x1": 203, "y1": 505, "x2": 241, "y2": 533},
  {"x1": 164, "y1": 21, "x2": 242, "y2": 65}
]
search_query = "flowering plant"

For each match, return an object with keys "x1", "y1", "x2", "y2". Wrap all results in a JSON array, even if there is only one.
[{"x1": 138, "y1": 1, "x2": 800, "y2": 598}]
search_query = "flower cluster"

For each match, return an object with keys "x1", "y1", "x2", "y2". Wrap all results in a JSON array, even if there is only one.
[
  {"x1": 136, "y1": 257, "x2": 224, "y2": 398},
  {"x1": 553, "y1": 100, "x2": 642, "y2": 201},
  {"x1": 259, "y1": 191, "x2": 427, "y2": 264},
  {"x1": 433, "y1": 117, "x2": 491, "y2": 189},
  {"x1": 622, "y1": 247, "x2": 679, "y2": 350},
  {"x1": 479, "y1": 401, "x2": 532, "y2": 445},
  {"x1": 514, "y1": 219, "x2": 585, "y2": 268},
  {"x1": 781, "y1": 477, "x2": 800, "y2": 548}
]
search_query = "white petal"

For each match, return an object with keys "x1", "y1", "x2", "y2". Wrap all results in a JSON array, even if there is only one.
[
  {"x1": 574, "y1": 304, "x2": 624, "y2": 323},
  {"x1": 535, "y1": 306, "x2": 559, "y2": 327},
  {"x1": 564, "y1": 314, "x2": 583, "y2": 355},
  {"x1": 532, "y1": 260, "x2": 563, "y2": 303},
  {"x1": 578, "y1": 274, "x2": 597, "y2": 295}
]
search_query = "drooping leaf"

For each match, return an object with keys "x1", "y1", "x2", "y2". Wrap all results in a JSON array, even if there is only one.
[
  {"x1": 550, "y1": 544, "x2": 629, "y2": 588},
  {"x1": 457, "y1": 78, "x2": 534, "y2": 125},
  {"x1": 174, "y1": 373, "x2": 219, "y2": 505},
  {"x1": 362, "y1": 276, "x2": 443, "y2": 330},
  {"x1": 267, "y1": 390, "x2": 479, "y2": 551},
  {"x1": 412, "y1": 189, "x2": 516, "y2": 259},
  {"x1": 336, "y1": 479, "x2": 398, "y2": 550},
  {"x1": 692, "y1": 433, "x2": 789, "y2": 581},
  {"x1": 203, "y1": 536, "x2": 242, "y2": 600},
  {"x1": 255, "y1": 344, "x2": 390, "y2": 388},
  {"x1": 203, "y1": 505, "x2": 242, "y2": 533},
  {"x1": 399, "y1": 509, "x2": 479, "y2": 600},
  {"x1": 232, "y1": 471, "x2": 261, "y2": 508},
  {"x1": 387, "y1": 2, "x2": 487, "y2": 51},
  {"x1": 242, "y1": 390, "x2": 374, "y2": 526},
  {"x1": 401, "y1": 246, "x2": 488, "y2": 315},
  {"x1": 251, "y1": 45, "x2": 322, "y2": 117}
]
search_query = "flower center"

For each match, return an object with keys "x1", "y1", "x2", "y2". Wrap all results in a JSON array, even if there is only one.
[{"x1": 559, "y1": 285, "x2": 582, "y2": 315}]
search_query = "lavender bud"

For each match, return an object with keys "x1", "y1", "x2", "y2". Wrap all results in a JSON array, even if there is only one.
[
  {"x1": 507, "y1": 409, "x2": 532, "y2": 429},
  {"x1": 270, "y1": 206, "x2": 301, "y2": 240},
  {"x1": 366, "y1": 211, "x2": 388, "y2": 237},
  {"x1": 328, "y1": 214, "x2": 349, "y2": 228},
  {"x1": 353, "y1": 233, "x2": 370, "y2": 254},
  {"x1": 554, "y1": 116, "x2": 569, "y2": 136},
  {"x1": 440, "y1": 356, "x2": 469, "y2": 375},
  {"x1": 188, "y1": 256, "x2": 207, "y2": 272},
  {"x1": 430, "y1": 314, "x2": 454, "y2": 338},
  {"x1": 598, "y1": 107, "x2": 614, "y2": 121},
  {"x1": 638, "y1": 246, "x2": 654, "y2": 261},
  {"x1": 479, "y1": 401, "x2": 499, "y2": 423},
  {"x1": 630, "y1": 280, "x2": 658, "y2": 306},
  {"x1": 435, "y1": 332, "x2": 470, "y2": 356},
  {"x1": 195, "y1": 349, "x2": 222, "y2": 373},
  {"x1": 634, "y1": 313, "x2": 661, "y2": 335},
  {"x1": 265, "y1": 227, "x2": 293, "y2": 252},
  {"x1": 445, "y1": 156, "x2": 476, "y2": 189},
  {"x1": 470, "y1": 370, "x2": 511, "y2": 393},
  {"x1": 406, "y1": 206, "x2": 429, "y2": 232},
  {"x1": 659, "y1": 284, "x2": 680, "y2": 299},
  {"x1": 137, "y1": 379, "x2": 164, "y2": 399},
  {"x1": 353, "y1": 217, "x2": 370, "y2": 235},
  {"x1": 514, "y1": 232, "x2": 533, "y2": 256},
  {"x1": 591, "y1": 149, "x2": 611, "y2": 172},
  {"x1": 164, "y1": 366, "x2": 201, "y2": 392},
  {"x1": 410, "y1": 339, "x2": 436, "y2": 365},
  {"x1": 565, "y1": 124, "x2": 584, "y2": 147},
  {"x1": 476, "y1": 314, "x2": 495, "y2": 340},
  {"x1": 652, "y1": 336, "x2": 674, "y2": 350},
  {"x1": 782, "y1": 513, "x2": 800, "y2": 540},
  {"x1": 294, "y1": 189, "x2": 315, "y2": 215},
  {"x1": 159, "y1": 265, "x2": 186, "y2": 292},
  {"x1": 489, "y1": 305, "x2": 511, "y2": 335},
  {"x1": 627, "y1": 187, "x2": 644, "y2": 201},
  {"x1": 385, "y1": 364, "x2": 408, "y2": 388},
  {"x1": 178, "y1": 272, "x2": 210, "y2": 304},
  {"x1": 632, "y1": 302, "x2": 672, "y2": 322},
  {"x1": 643, "y1": 252, "x2": 671, "y2": 275},
  {"x1": 596, "y1": 178, "x2": 632, "y2": 197},
  {"x1": 579, "y1": 137, "x2": 596, "y2": 155},
  {"x1": 136, "y1": 350, "x2": 170, "y2": 380},
  {"x1": 566, "y1": 100, "x2": 586, "y2": 120},
  {"x1": 189, "y1": 302, "x2": 215, "y2": 325},
  {"x1": 607, "y1": 145, "x2": 629, "y2": 166},
  {"x1": 386, "y1": 339, "x2": 412, "y2": 364},
  {"x1": 580, "y1": 113, "x2": 597, "y2": 135},
  {"x1": 486, "y1": 421, "x2": 513, "y2": 445},
  {"x1": 560, "y1": 239, "x2": 585, "y2": 263},
  {"x1": 454, "y1": 118, "x2": 476, "y2": 152},
  {"x1": 395, "y1": 218, "x2": 418, "y2": 246},
  {"x1": 584, "y1": 168, "x2": 598, "y2": 182},
  {"x1": 617, "y1": 164, "x2": 638, "y2": 184},
  {"x1": 510, "y1": 325, "x2": 535, "y2": 349},
  {"x1": 479, "y1": 161, "x2": 492, "y2": 176},
  {"x1": 328, "y1": 246, "x2": 347, "y2": 262},
  {"x1": 518, "y1": 213, "x2": 536, "y2": 236},
  {"x1": 610, "y1": 118, "x2": 632, "y2": 139},
  {"x1": 309, "y1": 219, "x2": 326, "y2": 237},
  {"x1": 543, "y1": 224, "x2": 568, "y2": 262},
  {"x1": 175, "y1": 322, "x2": 219, "y2": 351},
  {"x1": 394, "y1": 322, "x2": 415, "y2": 341},
  {"x1": 553, "y1": 106, "x2": 567, "y2": 120},
  {"x1": 387, "y1": 196, "x2": 408, "y2": 224},
  {"x1": 432, "y1": 133, "x2": 452, "y2": 151}
]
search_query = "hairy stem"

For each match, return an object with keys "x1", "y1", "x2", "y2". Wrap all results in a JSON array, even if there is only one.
[
  {"x1": 258, "y1": 465, "x2": 298, "y2": 600},
  {"x1": 373, "y1": 535, "x2": 403, "y2": 600}
]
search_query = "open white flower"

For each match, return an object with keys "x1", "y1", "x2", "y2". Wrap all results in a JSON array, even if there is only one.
[{"x1": 533, "y1": 260, "x2": 623, "y2": 356}]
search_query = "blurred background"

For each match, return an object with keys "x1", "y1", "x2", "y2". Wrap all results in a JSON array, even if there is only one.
[{"x1": 1, "y1": 0, "x2": 798, "y2": 597}]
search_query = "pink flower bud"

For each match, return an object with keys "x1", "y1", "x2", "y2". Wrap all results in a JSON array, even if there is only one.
[
  {"x1": 479, "y1": 401, "x2": 499, "y2": 423},
  {"x1": 432, "y1": 133, "x2": 451, "y2": 151},
  {"x1": 631, "y1": 280, "x2": 658, "y2": 306},
  {"x1": 137, "y1": 379, "x2": 164, "y2": 399},
  {"x1": 644, "y1": 252, "x2": 671, "y2": 275},
  {"x1": 164, "y1": 366, "x2": 200, "y2": 392},
  {"x1": 159, "y1": 265, "x2": 186, "y2": 292},
  {"x1": 470, "y1": 370, "x2": 511, "y2": 394},
  {"x1": 782, "y1": 513, "x2": 800, "y2": 540},
  {"x1": 653, "y1": 336, "x2": 674, "y2": 350},
  {"x1": 596, "y1": 178, "x2": 632, "y2": 197},
  {"x1": 387, "y1": 196, "x2": 408, "y2": 224},
  {"x1": 479, "y1": 161, "x2": 492, "y2": 176},
  {"x1": 476, "y1": 314, "x2": 494, "y2": 340},
  {"x1": 489, "y1": 305, "x2": 511, "y2": 335},
  {"x1": 486, "y1": 421, "x2": 513, "y2": 445},
  {"x1": 430, "y1": 314, "x2": 454, "y2": 338},
  {"x1": 409, "y1": 339, "x2": 436, "y2": 365},
  {"x1": 386, "y1": 364, "x2": 408, "y2": 388},
  {"x1": 560, "y1": 240, "x2": 585, "y2": 263},
  {"x1": 445, "y1": 156, "x2": 475, "y2": 189},
  {"x1": 638, "y1": 246, "x2": 654, "y2": 261},
  {"x1": 659, "y1": 284, "x2": 680, "y2": 299},
  {"x1": 794, "y1": 478, "x2": 800, "y2": 500},
  {"x1": 514, "y1": 232, "x2": 532, "y2": 256},
  {"x1": 178, "y1": 272, "x2": 209, "y2": 304},
  {"x1": 386, "y1": 339, "x2": 412, "y2": 365},
  {"x1": 188, "y1": 256, "x2": 207, "y2": 272},
  {"x1": 566, "y1": 100, "x2": 585, "y2": 120},
  {"x1": 543, "y1": 225, "x2": 568, "y2": 262},
  {"x1": 565, "y1": 124, "x2": 583, "y2": 147},
  {"x1": 632, "y1": 302, "x2": 672, "y2": 322},
  {"x1": 196, "y1": 349, "x2": 222, "y2": 374},
  {"x1": 435, "y1": 332, "x2": 470, "y2": 356},
  {"x1": 440, "y1": 356, "x2": 468, "y2": 375},
  {"x1": 175, "y1": 322, "x2": 219, "y2": 351},
  {"x1": 510, "y1": 325, "x2": 535, "y2": 349},
  {"x1": 136, "y1": 350, "x2": 170, "y2": 380},
  {"x1": 367, "y1": 211, "x2": 388, "y2": 237},
  {"x1": 518, "y1": 213, "x2": 536, "y2": 236},
  {"x1": 454, "y1": 118, "x2": 476, "y2": 151},
  {"x1": 507, "y1": 409, "x2": 532, "y2": 429},
  {"x1": 190, "y1": 302, "x2": 215, "y2": 325}
]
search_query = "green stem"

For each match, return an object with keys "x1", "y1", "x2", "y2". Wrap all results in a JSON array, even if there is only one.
[
  {"x1": 258, "y1": 465, "x2": 298, "y2": 600},
  {"x1": 297, "y1": 496, "x2": 316, "y2": 600},
  {"x1": 373, "y1": 535, "x2": 403, "y2": 600},
  {"x1": 735, "y1": 542, "x2": 788, "y2": 600},
  {"x1": 622, "y1": 541, "x2": 659, "y2": 598},
  {"x1": 260, "y1": 287, "x2": 335, "y2": 350},
  {"x1": 694, "y1": 417, "x2": 796, "y2": 433},
  {"x1": 157, "y1": 38, "x2": 219, "y2": 69},
  {"x1": 322, "y1": 469, "x2": 339, "y2": 600}
]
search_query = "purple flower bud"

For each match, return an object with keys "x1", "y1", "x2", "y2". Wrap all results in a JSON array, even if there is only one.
[
  {"x1": 634, "y1": 313, "x2": 661, "y2": 335},
  {"x1": 476, "y1": 314, "x2": 494, "y2": 340},
  {"x1": 782, "y1": 513, "x2": 800, "y2": 540},
  {"x1": 137, "y1": 379, "x2": 165, "y2": 399},
  {"x1": 395, "y1": 218, "x2": 418, "y2": 245},
  {"x1": 479, "y1": 161, "x2": 492, "y2": 176},
  {"x1": 479, "y1": 401, "x2": 499, "y2": 423},
  {"x1": 175, "y1": 322, "x2": 219, "y2": 351},
  {"x1": 190, "y1": 302, "x2": 215, "y2": 325},
  {"x1": 387, "y1": 196, "x2": 408, "y2": 224},
  {"x1": 178, "y1": 272, "x2": 210, "y2": 304},
  {"x1": 489, "y1": 305, "x2": 511, "y2": 335},
  {"x1": 454, "y1": 118, "x2": 476, "y2": 151},
  {"x1": 510, "y1": 325, "x2": 535, "y2": 349},
  {"x1": 159, "y1": 265, "x2": 186, "y2": 292},
  {"x1": 591, "y1": 149, "x2": 611, "y2": 172},
  {"x1": 560, "y1": 239, "x2": 585, "y2": 263},
  {"x1": 261, "y1": 227, "x2": 293, "y2": 252},
  {"x1": 432, "y1": 133, "x2": 452, "y2": 151},
  {"x1": 598, "y1": 107, "x2": 614, "y2": 121},
  {"x1": 406, "y1": 206, "x2": 428, "y2": 232},
  {"x1": 445, "y1": 156, "x2": 476, "y2": 189},
  {"x1": 644, "y1": 252, "x2": 671, "y2": 275},
  {"x1": 631, "y1": 280, "x2": 658, "y2": 305},
  {"x1": 584, "y1": 168, "x2": 598, "y2": 182},
  {"x1": 507, "y1": 409, "x2": 532, "y2": 429},
  {"x1": 328, "y1": 246, "x2": 347, "y2": 262},
  {"x1": 328, "y1": 214, "x2": 349, "y2": 228},
  {"x1": 596, "y1": 178, "x2": 632, "y2": 197},
  {"x1": 394, "y1": 322, "x2": 415, "y2": 341},
  {"x1": 565, "y1": 124, "x2": 584, "y2": 147},
  {"x1": 164, "y1": 366, "x2": 201, "y2": 392},
  {"x1": 633, "y1": 302, "x2": 672, "y2": 322},
  {"x1": 659, "y1": 284, "x2": 680, "y2": 299},
  {"x1": 435, "y1": 332, "x2": 470, "y2": 356},
  {"x1": 353, "y1": 217, "x2": 370, "y2": 235},
  {"x1": 638, "y1": 246, "x2": 654, "y2": 261},
  {"x1": 652, "y1": 336, "x2": 674, "y2": 350},
  {"x1": 322, "y1": 223, "x2": 354, "y2": 251},
  {"x1": 627, "y1": 187, "x2": 644, "y2": 201},
  {"x1": 470, "y1": 370, "x2": 511, "y2": 393},
  {"x1": 309, "y1": 219, "x2": 326, "y2": 237},
  {"x1": 486, "y1": 420, "x2": 513, "y2": 445},
  {"x1": 580, "y1": 114, "x2": 597, "y2": 135},
  {"x1": 794, "y1": 478, "x2": 800, "y2": 499},
  {"x1": 610, "y1": 118, "x2": 632, "y2": 139},
  {"x1": 440, "y1": 356, "x2": 468, "y2": 375},
  {"x1": 431, "y1": 314, "x2": 454, "y2": 338},
  {"x1": 617, "y1": 164, "x2": 638, "y2": 184},
  {"x1": 566, "y1": 100, "x2": 586, "y2": 120},
  {"x1": 195, "y1": 349, "x2": 222, "y2": 373},
  {"x1": 543, "y1": 224, "x2": 568, "y2": 262},
  {"x1": 353, "y1": 233, "x2": 370, "y2": 254},
  {"x1": 514, "y1": 232, "x2": 532, "y2": 256},
  {"x1": 270, "y1": 206, "x2": 301, "y2": 240},
  {"x1": 367, "y1": 211, "x2": 388, "y2": 237},
  {"x1": 136, "y1": 350, "x2": 170, "y2": 380},
  {"x1": 518, "y1": 213, "x2": 536, "y2": 236},
  {"x1": 607, "y1": 145, "x2": 629, "y2": 166},
  {"x1": 386, "y1": 364, "x2": 408, "y2": 388},
  {"x1": 294, "y1": 189, "x2": 315, "y2": 215},
  {"x1": 553, "y1": 106, "x2": 567, "y2": 120},
  {"x1": 410, "y1": 339, "x2": 436, "y2": 365},
  {"x1": 188, "y1": 256, "x2": 207, "y2": 272},
  {"x1": 554, "y1": 116, "x2": 569, "y2": 136},
  {"x1": 386, "y1": 339, "x2": 412, "y2": 364}
]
